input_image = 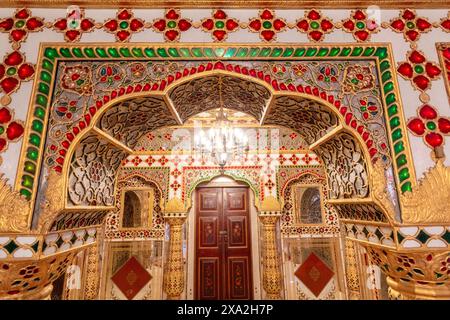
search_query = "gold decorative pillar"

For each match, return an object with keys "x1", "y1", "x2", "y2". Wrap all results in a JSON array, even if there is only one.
[
  {"x1": 163, "y1": 213, "x2": 186, "y2": 300},
  {"x1": 344, "y1": 239, "x2": 362, "y2": 300},
  {"x1": 84, "y1": 242, "x2": 100, "y2": 300},
  {"x1": 259, "y1": 214, "x2": 283, "y2": 300}
]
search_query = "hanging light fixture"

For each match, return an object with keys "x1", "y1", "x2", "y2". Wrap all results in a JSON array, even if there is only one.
[{"x1": 194, "y1": 78, "x2": 249, "y2": 167}]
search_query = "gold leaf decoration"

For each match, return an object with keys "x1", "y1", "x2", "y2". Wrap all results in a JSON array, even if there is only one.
[
  {"x1": 370, "y1": 160, "x2": 396, "y2": 222},
  {"x1": 0, "y1": 174, "x2": 30, "y2": 232},
  {"x1": 401, "y1": 160, "x2": 450, "y2": 224},
  {"x1": 37, "y1": 170, "x2": 65, "y2": 232}
]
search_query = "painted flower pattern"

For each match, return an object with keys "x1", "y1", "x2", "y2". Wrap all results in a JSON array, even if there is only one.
[
  {"x1": 407, "y1": 104, "x2": 450, "y2": 148},
  {"x1": 397, "y1": 50, "x2": 441, "y2": 91},
  {"x1": 342, "y1": 65, "x2": 374, "y2": 93},
  {"x1": 0, "y1": 51, "x2": 35, "y2": 95},
  {"x1": 61, "y1": 65, "x2": 92, "y2": 95},
  {"x1": 341, "y1": 9, "x2": 380, "y2": 41},
  {"x1": 386, "y1": 9, "x2": 432, "y2": 43},
  {"x1": 152, "y1": 9, "x2": 192, "y2": 42},
  {"x1": 0, "y1": 106, "x2": 24, "y2": 152},
  {"x1": 103, "y1": 9, "x2": 144, "y2": 42},
  {"x1": 52, "y1": 8, "x2": 96, "y2": 42},
  {"x1": 248, "y1": 9, "x2": 287, "y2": 42},
  {"x1": 200, "y1": 9, "x2": 239, "y2": 42},
  {"x1": 0, "y1": 8, "x2": 44, "y2": 49}
]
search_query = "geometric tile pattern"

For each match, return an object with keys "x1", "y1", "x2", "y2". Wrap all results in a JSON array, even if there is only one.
[
  {"x1": 295, "y1": 252, "x2": 334, "y2": 297},
  {"x1": 0, "y1": 236, "x2": 39, "y2": 260},
  {"x1": 344, "y1": 223, "x2": 395, "y2": 247},
  {"x1": 42, "y1": 228, "x2": 97, "y2": 256},
  {"x1": 397, "y1": 226, "x2": 450, "y2": 249},
  {"x1": 111, "y1": 256, "x2": 152, "y2": 300}
]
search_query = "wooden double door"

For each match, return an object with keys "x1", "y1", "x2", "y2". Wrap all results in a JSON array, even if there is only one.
[{"x1": 195, "y1": 187, "x2": 253, "y2": 300}]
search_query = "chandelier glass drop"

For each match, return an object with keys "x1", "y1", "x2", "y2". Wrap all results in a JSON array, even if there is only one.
[{"x1": 193, "y1": 80, "x2": 249, "y2": 167}]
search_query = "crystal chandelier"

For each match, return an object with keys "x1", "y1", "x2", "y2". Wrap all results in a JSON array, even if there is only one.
[{"x1": 193, "y1": 80, "x2": 249, "y2": 167}]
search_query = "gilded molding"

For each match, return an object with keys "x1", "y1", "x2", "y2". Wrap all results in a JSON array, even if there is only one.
[
  {"x1": 370, "y1": 160, "x2": 396, "y2": 223},
  {"x1": 400, "y1": 160, "x2": 450, "y2": 224},
  {"x1": 0, "y1": 174, "x2": 30, "y2": 233},
  {"x1": 37, "y1": 170, "x2": 65, "y2": 232}
]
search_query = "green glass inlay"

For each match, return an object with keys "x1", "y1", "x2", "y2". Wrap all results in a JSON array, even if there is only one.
[
  {"x1": 375, "y1": 47, "x2": 388, "y2": 60},
  {"x1": 6, "y1": 67, "x2": 16, "y2": 75},
  {"x1": 441, "y1": 230, "x2": 450, "y2": 243},
  {"x1": 426, "y1": 121, "x2": 436, "y2": 130},
  {"x1": 22, "y1": 175, "x2": 34, "y2": 189},
  {"x1": 293, "y1": 48, "x2": 306, "y2": 57},
  {"x1": 263, "y1": 21, "x2": 272, "y2": 29},
  {"x1": 107, "y1": 48, "x2": 119, "y2": 58},
  {"x1": 36, "y1": 94, "x2": 47, "y2": 107},
  {"x1": 414, "y1": 65, "x2": 424, "y2": 74},
  {"x1": 390, "y1": 116, "x2": 400, "y2": 128},
  {"x1": 0, "y1": 126, "x2": 4, "y2": 135},
  {"x1": 29, "y1": 133, "x2": 41, "y2": 147},
  {"x1": 144, "y1": 48, "x2": 157, "y2": 57},
  {"x1": 310, "y1": 21, "x2": 320, "y2": 29},
  {"x1": 380, "y1": 60, "x2": 390, "y2": 72},
  {"x1": 44, "y1": 48, "x2": 58, "y2": 60},
  {"x1": 401, "y1": 182, "x2": 412, "y2": 193},
  {"x1": 236, "y1": 48, "x2": 249, "y2": 57},
  {"x1": 15, "y1": 20, "x2": 25, "y2": 28},
  {"x1": 131, "y1": 48, "x2": 144, "y2": 57},
  {"x1": 214, "y1": 48, "x2": 225, "y2": 57},
  {"x1": 168, "y1": 48, "x2": 180, "y2": 57},
  {"x1": 406, "y1": 21, "x2": 415, "y2": 29},
  {"x1": 192, "y1": 48, "x2": 203, "y2": 57},
  {"x1": 413, "y1": 268, "x2": 424, "y2": 276},
  {"x1": 203, "y1": 48, "x2": 213, "y2": 57},
  {"x1": 382, "y1": 71, "x2": 392, "y2": 82},
  {"x1": 72, "y1": 48, "x2": 84, "y2": 58},
  {"x1": 59, "y1": 48, "x2": 72, "y2": 58},
  {"x1": 119, "y1": 21, "x2": 129, "y2": 29},
  {"x1": 83, "y1": 48, "x2": 95, "y2": 58},
  {"x1": 396, "y1": 154, "x2": 407, "y2": 167},
  {"x1": 397, "y1": 231, "x2": 405, "y2": 244},
  {"x1": 249, "y1": 48, "x2": 260, "y2": 57},
  {"x1": 34, "y1": 107, "x2": 45, "y2": 120},
  {"x1": 314, "y1": 48, "x2": 327, "y2": 57},
  {"x1": 38, "y1": 83, "x2": 49, "y2": 95},
  {"x1": 394, "y1": 141, "x2": 404, "y2": 154},
  {"x1": 416, "y1": 230, "x2": 430, "y2": 244},
  {"x1": 306, "y1": 48, "x2": 317, "y2": 57},
  {"x1": 384, "y1": 82, "x2": 394, "y2": 93},
  {"x1": 167, "y1": 20, "x2": 176, "y2": 29},
  {"x1": 3, "y1": 240, "x2": 18, "y2": 254},
  {"x1": 40, "y1": 71, "x2": 51, "y2": 84},
  {"x1": 362, "y1": 47, "x2": 375, "y2": 56},
  {"x1": 224, "y1": 47, "x2": 238, "y2": 58},
  {"x1": 399, "y1": 168, "x2": 410, "y2": 182},
  {"x1": 215, "y1": 21, "x2": 224, "y2": 29},
  {"x1": 356, "y1": 21, "x2": 365, "y2": 29},
  {"x1": 120, "y1": 48, "x2": 132, "y2": 57},
  {"x1": 179, "y1": 48, "x2": 191, "y2": 57},
  {"x1": 282, "y1": 48, "x2": 294, "y2": 57},
  {"x1": 31, "y1": 241, "x2": 39, "y2": 253},
  {"x1": 24, "y1": 161, "x2": 36, "y2": 174},
  {"x1": 339, "y1": 48, "x2": 351, "y2": 56},
  {"x1": 385, "y1": 93, "x2": 396, "y2": 105},
  {"x1": 156, "y1": 48, "x2": 169, "y2": 57},
  {"x1": 32, "y1": 120, "x2": 43, "y2": 133},
  {"x1": 42, "y1": 59, "x2": 53, "y2": 72},
  {"x1": 20, "y1": 189, "x2": 31, "y2": 199},
  {"x1": 351, "y1": 47, "x2": 363, "y2": 56},
  {"x1": 388, "y1": 105, "x2": 398, "y2": 117},
  {"x1": 95, "y1": 48, "x2": 107, "y2": 57},
  {"x1": 329, "y1": 47, "x2": 340, "y2": 56},
  {"x1": 392, "y1": 128, "x2": 402, "y2": 141},
  {"x1": 26, "y1": 147, "x2": 39, "y2": 161},
  {"x1": 259, "y1": 48, "x2": 271, "y2": 57},
  {"x1": 271, "y1": 48, "x2": 283, "y2": 57}
]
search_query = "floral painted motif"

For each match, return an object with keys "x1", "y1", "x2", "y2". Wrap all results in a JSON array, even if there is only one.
[
  {"x1": 407, "y1": 104, "x2": 450, "y2": 148},
  {"x1": 341, "y1": 9, "x2": 380, "y2": 42},
  {"x1": 97, "y1": 64, "x2": 125, "y2": 87},
  {"x1": 385, "y1": 9, "x2": 432, "y2": 44},
  {"x1": 358, "y1": 96, "x2": 380, "y2": 121},
  {"x1": 53, "y1": 98, "x2": 81, "y2": 121},
  {"x1": 437, "y1": 13, "x2": 450, "y2": 32},
  {"x1": 103, "y1": 9, "x2": 144, "y2": 42},
  {"x1": 317, "y1": 64, "x2": 339, "y2": 83},
  {"x1": 61, "y1": 65, "x2": 92, "y2": 95},
  {"x1": 247, "y1": 9, "x2": 287, "y2": 42},
  {"x1": 0, "y1": 8, "x2": 44, "y2": 49},
  {"x1": 294, "y1": 9, "x2": 334, "y2": 42},
  {"x1": 200, "y1": 9, "x2": 239, "y2": 42},
  {"x1": 52, "y1": 8, "x2": 96, "y2": 42},
  {"x1": 152, "y1": 9, "x2": 192, "y2": 42},
  {"x1": 0, "y1": 106, "x2": 24, "y2": 152},
  {"x1": 342, "y1": 65, "x2": 374, "y2": 93},
  {"x1": 0, "y1": 51, "x2": 35, "y2": 95},
  {"x1": 397, "y1": 50, "x2": 441, "y2": 91}
]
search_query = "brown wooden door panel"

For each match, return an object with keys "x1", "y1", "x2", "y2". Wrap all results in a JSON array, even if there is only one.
[{"x1": 195, "y1": 187, "x2": 253, "y2": 300}]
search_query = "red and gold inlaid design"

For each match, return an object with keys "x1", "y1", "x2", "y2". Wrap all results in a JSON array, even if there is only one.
[{"x1": 111, "y1": 256, "x2": 152, "y2": 300}]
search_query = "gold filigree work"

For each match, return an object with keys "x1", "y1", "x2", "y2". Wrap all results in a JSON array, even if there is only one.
[
  {"x1": 0, "y1": 174, "x2": 30, "y2": 232},
  {"x1": 37, "y1": 170, "x2": 65, "y2": 232}
]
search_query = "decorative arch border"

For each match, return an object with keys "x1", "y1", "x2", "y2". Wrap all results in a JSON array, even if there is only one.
[
  {"x1": 15, "y1": 43, "x2": 415, "y2": 226},
  {"x1": 182, "y1": 165, "x2": 262, "y2": 212}
]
